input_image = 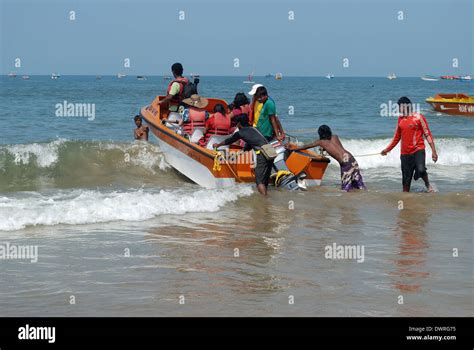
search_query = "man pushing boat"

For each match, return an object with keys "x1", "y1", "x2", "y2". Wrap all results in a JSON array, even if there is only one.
[{"x1": 285, "y1": 125, "x2": 366, "y2": 192}]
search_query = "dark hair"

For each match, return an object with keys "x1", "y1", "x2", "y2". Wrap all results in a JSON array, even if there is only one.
[
  {"x1": 214, "y1": 103, "x2": 226, "y2": 114},
  {"x1": 171, "y1": 63, "x2": 183, "y2": 76},
  {"x1": 397, "y1": 96, "x2": 412, "y2": 114},
  {"x1": 134, "y1": 115, "x2": 142, "y2": 122},
  {"x1": 233, "y1": 92, "x2": 249, "y2": 108},
  {"x1": 234, "y1": 114, "x2": 249, "y2": 127},
  {"x1": 256, "y1": 86, "x2": 268, "y2": 97},
  {"x1": 318, "y1": 125, "x2": 332, "y2": 140}
]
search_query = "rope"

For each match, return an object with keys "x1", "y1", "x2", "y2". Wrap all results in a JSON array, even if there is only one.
[
  {"x1": 213, "y1": 150, "x2": 241, "y2": 181},
  {"x1": 353, "y1": 153, "x2": 382, "y2": 157}
]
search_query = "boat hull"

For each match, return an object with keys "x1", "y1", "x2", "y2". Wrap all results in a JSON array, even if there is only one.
[{"x1": 426, "y1": 93, "x2": 474, "y2": 117}]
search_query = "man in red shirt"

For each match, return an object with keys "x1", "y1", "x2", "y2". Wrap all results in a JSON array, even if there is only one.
[{"x1": 381, "y1": 97, "x2": 438, "y2": 192}]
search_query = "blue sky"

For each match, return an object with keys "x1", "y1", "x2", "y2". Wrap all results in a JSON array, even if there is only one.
[{"x1": 1, "y1": 0, "x2": 472, "y2": 76}]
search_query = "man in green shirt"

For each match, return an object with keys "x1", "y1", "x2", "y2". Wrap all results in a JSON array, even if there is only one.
[
  {"x1": 255, "y1": 86, "x2": 284, "y2": 141},
  {"x1": 158, "y1": 63, "x2": 189, "y2": 112}
]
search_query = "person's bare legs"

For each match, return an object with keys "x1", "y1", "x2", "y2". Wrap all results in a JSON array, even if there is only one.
[
  {"x1": 422, "y1": 174, "x2": 434, "y2": 192},
  {"x1": 257, "y1": 184, "x2": 268, "y2": 196}
]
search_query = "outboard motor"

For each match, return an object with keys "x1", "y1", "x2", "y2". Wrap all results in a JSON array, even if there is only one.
[{"x1": 269, "y1": 140, "x2": 307, "y2": 191}]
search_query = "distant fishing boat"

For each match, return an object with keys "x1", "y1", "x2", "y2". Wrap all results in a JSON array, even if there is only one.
[
  {"x1": 137, "y1": 75, "x2": 147, "y2": 80},
  {"x1": 8, "y1": 72, "x2": 17, "y2": 78},
  {"x1": 459, "y1": 75, "x2": 472, "y2": 81},
  {"x1": 387, "y1": 73, "x2": 397, "y2": 80},
  {"x1": 163, "y1": 75, "x2": 172, "y2": 80},
  {"x1": 243, "y1": 72, "x2": 255, "y2": 84},
  {"x1": 421, "y1": 75, "x2": 439, "y2": 81},
  {"x1": 426, "y1": 93, "x2": 474, "y2": 117},
  {"x1": 21, "y1": 75, "x2": 30, "y2": 80},
  {"x1": 275, "y1": 72, "x2": 283, "y2": 80},
  {"x1": 51, "y1": 73, "x2": 60, "y2": 80},
  {"x1": 440, "y1": 75, "x2": 459, "y2": 80},
  {"x1": 117, "y1": 73, "x2": 126, "y2": 79},
  {"x1": 265, "y1": 73, "x2": 273, "y2": 78},
  {"x1": 325, "y1": 74, "x2": 334, "y2": 79}
]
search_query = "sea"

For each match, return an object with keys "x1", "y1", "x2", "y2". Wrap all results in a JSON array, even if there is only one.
[{"x1": 0, "y1": 75, "x2": 472, "y2": 316}]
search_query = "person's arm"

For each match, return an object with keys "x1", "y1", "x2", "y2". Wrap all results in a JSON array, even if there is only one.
[
  {"x1": 285, "y1": 140, "x2": 321, "y2": 151},
  {"x1": 158, "y1": 82, "x2": 179, "y2": 105},
  {"x1": 381, "y1": 122, "x2": 401, "y2": 155},
  {"x1": 269, "y1": 115, "x2": 284, "y2": 141},
  {"x1": 419, "y1": 114, "x2": 438, "y2": 162},
  {"x1": 213, "y1": 132, "x2": 242, "y2": 149}
]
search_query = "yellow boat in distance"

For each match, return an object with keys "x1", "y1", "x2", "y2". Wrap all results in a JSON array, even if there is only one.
[{"x1": 426, "y1": 93, "x2": 474, "y2": 117}]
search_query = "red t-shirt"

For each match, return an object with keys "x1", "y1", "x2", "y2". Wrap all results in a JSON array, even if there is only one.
[{"x1": 384, "y1": 113, "x2": 434, "y2": 155}]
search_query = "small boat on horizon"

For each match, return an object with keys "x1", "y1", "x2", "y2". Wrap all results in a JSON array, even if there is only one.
[
  {"x1": 243, "y1": 72, "x2": 255, "y2": 84},
  {"x1": 275, "y1": 72, "x2": 283, "y2": 80},
  {"x1": 426, "y1": 93, "x2": 474, "y2": 117},
  {"x1": 459, "y1": 75, "x2": 472, "y2": 81},
  {"x1": 22, "y1": 75, "x2": 30, "y2": 80},
  {"x1": 265, "y1": 73, "x2": 273, "y2": 78},
  {"x1": 325, "y1": 74, "x2": 334, "y2": 79},
  {"x1": 387, "y1": 73, "x2": 397, "y2": 80},
  {"x1": 440, "y1": 75, "x2": 459, "y2": 80},
  {"x1": 137, "y1": 75, "x2": 147, "y2": 80},
  {"x1": 117, "y1": 73, "x2": 126, "y2": 79},
  {"x1": 8, "y1": 72, "x2": 17, "y2": 78},
  {"x1": 163, "y1": 75, "x2": 172, "y2": 80},
  {"x1": 421, "y1": 75, "x2": 439, "y2": 81},
  {"x1": 51, "y1": 73, "x2": 60, "y2": 80}
]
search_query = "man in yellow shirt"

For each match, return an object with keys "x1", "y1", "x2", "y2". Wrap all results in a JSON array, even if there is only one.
[{"x1": 248, "y1": 84, "x2": 264, "y2": 127}]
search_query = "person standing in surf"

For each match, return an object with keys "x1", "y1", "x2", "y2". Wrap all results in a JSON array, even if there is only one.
[
  {"x1": 380, "y1": 96, "x2": 438, "y2": 192},
  {"x1": 134, "y1": 115, "x2": 149, "y2": 141},
  {"x1": 285, "y1": 125, "x2": 366, "y2": 192}
]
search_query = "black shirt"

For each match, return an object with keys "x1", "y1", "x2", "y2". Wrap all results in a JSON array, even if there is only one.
[{"x1": 223, "y1": 127, "x2": 268, "y2": 151}]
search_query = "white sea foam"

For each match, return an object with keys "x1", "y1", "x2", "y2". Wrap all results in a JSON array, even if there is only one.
[
  {"x1": 5, "y1": 139, "x2": 66, "y2": 167},
  {"x1": 0, "y1": 186, "x2": 254, "y2": 231},
  {"x1": 339, "y1": 138, "x2": 474, "y2": 169}
]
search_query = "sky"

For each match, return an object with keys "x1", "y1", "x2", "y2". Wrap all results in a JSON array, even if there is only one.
[{"x1": 0, "y1": 0, "x2": 472, "y2": 76}]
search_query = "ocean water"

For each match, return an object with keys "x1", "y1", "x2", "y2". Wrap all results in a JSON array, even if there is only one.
[{"x1": 0, "y1": 76, "x2": 472, "y2": 316}]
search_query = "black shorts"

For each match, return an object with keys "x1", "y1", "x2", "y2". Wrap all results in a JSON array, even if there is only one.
[
  {"x1": 400, "y1": 150, "x2": 427, "y2": 187},
  {"x1": 255, "y1": 153, "x2": 273, "y2": 186}
]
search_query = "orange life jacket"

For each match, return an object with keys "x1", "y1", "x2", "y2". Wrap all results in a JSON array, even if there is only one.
[
  {"x1": 207, "y1": 112, "x2": 231, "y2": 135},
  {"x1": 182, "y1": 107, "x2": 206, "y2": 134},
  {"x1": 166, "y1": 77, "x2": 189, "y2": 105},
  {"x1": 231, "y1": 104, "x2": 252, "y2": 127}
]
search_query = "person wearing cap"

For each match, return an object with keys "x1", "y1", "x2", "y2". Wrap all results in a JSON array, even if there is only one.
[
  {"x1": 178, "y1": 94, "x2": 209, "y2": 135},
  {"x1": 248, "y1": 84, "x2": 264, "y2": 127},
  {"x1": 254, "y1": 86, "x2": 284, "y2": 142},
  {"x1": 213, "y1": 114, "x2": 274, "y2": 196}
]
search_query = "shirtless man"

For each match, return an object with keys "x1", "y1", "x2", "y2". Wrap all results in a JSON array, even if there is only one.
[
  {"x1": 285, "y1": 125, "x2": 366, "y2": 191},
  {"x1": 134, "y1": 115, "x2": 149, "y2": 141}
]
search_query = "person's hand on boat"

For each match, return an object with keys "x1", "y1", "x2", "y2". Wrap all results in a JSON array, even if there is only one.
[
  {"x1": 276, "y1": 133, "x2": 285, "y2": 142},
  {"x1": 285, "y1": 143, "x2": 298, "y2": 151}
]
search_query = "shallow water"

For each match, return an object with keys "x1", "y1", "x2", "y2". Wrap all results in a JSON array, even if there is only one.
[{"x1": 0, "y1": 76, "x2": 473, "y2": 316}]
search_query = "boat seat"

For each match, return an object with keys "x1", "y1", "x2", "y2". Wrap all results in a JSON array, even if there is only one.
[
  {"x1": 190, "y1": 128, "x2": 205, "y2": 143},
  {"x1": 206, "y1": 135, "x2": 232, "y2": 150}
]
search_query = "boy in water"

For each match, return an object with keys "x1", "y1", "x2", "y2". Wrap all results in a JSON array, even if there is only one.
[
  {"x1": 134, "y1": 115, "x2": 149, "y2": 141},
  {"x1": 285, "y1": 125, "x2": 366, "y2": 191}
]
